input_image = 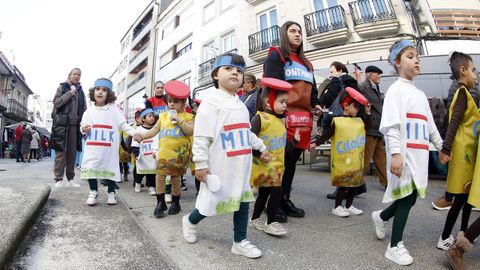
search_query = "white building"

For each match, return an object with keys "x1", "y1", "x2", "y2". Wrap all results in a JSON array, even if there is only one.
[{"x1": 28, "y1": 94, "x2": 48, "y2": 128}]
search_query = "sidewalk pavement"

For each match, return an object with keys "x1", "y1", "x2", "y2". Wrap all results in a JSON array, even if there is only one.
[
  {"x1": 1, "y1": 158, "x2": 479, "y2": 269},
  {"x1": 0, "y1": 159, "x2": 173, "y2": 270}
]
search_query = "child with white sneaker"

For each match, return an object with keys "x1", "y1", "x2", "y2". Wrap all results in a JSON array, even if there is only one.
[
  {"x1": 134, "y1": 80, "x2": 194, "y2": 218},
  {"x1": 80, "y1": 78, "x2": 138, "y2": 206},
  {"x1": 249, "y1": 77, "x2": 292, "y2": 236},
  {"x1": 131, "y1": 108, "x2": 158, "y2": 196},
  {"x1": 311, "y1": 87, "x2": 371, "y2": 218},
  {"x1": 371, "y1": 40, "x2": 445, "y2": 266},
  {"x1": 182, "y1": 53, "x2": 270, "y2": 259},
  {"x1": 436, "y1": 51, "x2": 478, "y2": 251}
]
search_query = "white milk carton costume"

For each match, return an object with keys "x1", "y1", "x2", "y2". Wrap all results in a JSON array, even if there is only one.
[
  {"x1": 380, "y1": 78, "x2": 442, "y2": 203},
  {"x1": 80, "y1": 103, "x2": 137, "y2": 182},
  {"x1": 131, "y1": 125, "x2": 158, "y2": 174},
  {"x1": 193, "y1": 90, "x2": 267, "y2": 216}
]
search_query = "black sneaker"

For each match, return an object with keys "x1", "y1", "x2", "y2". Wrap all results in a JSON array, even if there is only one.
[{"x1": 276, "y1": 208, "x2": 288, "y2": 223}]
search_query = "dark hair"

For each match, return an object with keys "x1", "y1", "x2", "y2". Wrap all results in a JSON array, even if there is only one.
[
  {"x1": 449, "y1": 51, "x2": 473, "y2": 80},
  {"x1": 255, "y1": 87, "x2": 270, "y2": 112},
  {"x1": 163, "y1": 93, "x2": 187, "y2": 104},
  {"x1": 279, "y1": 21, "x2": 313, "y2": 71},
  {"x1": 244, "y1": 73, "x2": 256, "y2": 86},
  {"x1": 211, "y1": 53, "x2": 246, "y2": 89},
  {"x1": 154, "y1": 81, "x2": 164, "y2": 85},
  {"x1": 337, "y1": 89, "x2": 359, "y2": 108},
  {"x1": 89, "y1": 78, "x2": 117, "y2": 104},
  {"x1": 330, "y1": 61, "x2": 348, "y2": 74}
]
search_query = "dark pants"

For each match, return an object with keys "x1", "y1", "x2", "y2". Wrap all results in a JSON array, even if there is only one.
[
  {"x1": 282, "y1": 147, "x2": 303, "y2": 197},
  {"x1": 134, "y1": 168, "x2": 156, "y2": 187},
  {"x1": 465, "y1": 216, "x2": 480, "y2": 242},
  {"x1": 88, "y1": 179, "x2": 116, "y2": 193},
  {"x1": 16, "y1": 141, "x2": 22, "y2": 161},
  {"x1": 54, "y1": 126, "x2": 78, "y2": 181},
  {"x1": 119, "y1": 162, "x2": 129, "y2": 174},
  {"x1": 189, "y1": 202, "x2": 249, "y2": 243},
  {"x1": 252, "y1": 186, "x2": 282, "y2": 224},
  {"x1": 441, "y1": 194, "x2": 472, "y2": 240},
  {"x1": 29, "y1": 148, "x2": 38, "y2": 161}
]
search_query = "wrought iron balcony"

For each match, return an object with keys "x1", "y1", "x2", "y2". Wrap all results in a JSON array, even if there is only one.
[
  {"x1": 6, "y1": 98, "x2": 28, "y2": 121},
  {"x1": 304, "y1": 5, "x2": 348, "y2": 37},
  {"x1": 198, "y1": 49, "x2": 238, "y2": 79},
  {"x1": 348, "y1": 0, "x2": 396, "y2": 26},
  {"x1": 248, "y1": 25, "x2": 280, "y2": 55}
]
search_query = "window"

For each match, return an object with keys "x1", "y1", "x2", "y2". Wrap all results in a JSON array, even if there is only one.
[
  {"x1": 177, "y1": 43, "x2": 192, "y2": 57},
  {"x1": 222, "y1": 31, "x2": 235, "y2": 53},
  {"x1": 162, "y1": 20, "x2": 175, "y2": 39},
  {"x1": 176, "y1": 35, "x2": 193, "y2": 57},
  {"x1": 159, "y1": 49, "x2": 173, "y2": 68},
  {"x1": 182, "y1": 77, "x2": 190, "y2": 87},
  {"x1": 204, "y1": 1, "x2": 215, "y2": 23},
  {"x1": 259, "y1": 8, "x2": 278, "y2": 30},
  {"x1": 221, "y1": 0, "x2": 234, "y2": 11},
  {"x1": 203, "y1": 41, "x2": 217, "y2": 61}
]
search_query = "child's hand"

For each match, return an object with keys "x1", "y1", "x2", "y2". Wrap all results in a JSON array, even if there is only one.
[
  {"x1": 390, "y1": 153, "x2": 403, "y2": 177},
  {"x1": 439, "y1": 151, "x2": 451, "y2": 164},
  {"x1": 260, "y1": 150, "x2": 270, "y2": 163},
  {"x1": 152, "y1": 152, "x2": 156, "y2": 159},
  {"x1": 171, "y1": 114, "x2": 183, "y2": 124},
  {"x1": 133, "y1": 134, "x2": 143, "y2": 143},
  {"x1": 365, "y1": 103, "x2": 372, "y2": 115},
  {"x1": 310, "y1": 143, "x2": 317, "y2": 152},
  {"x1": 294, "y1": 128, "x2": 301, "y2": 142},
  {"x1": 82, "y1": 124, "x2": 91, "y2": 133},
  {"x1": 195, "y1": 168, "x2": 208, "y2": 182}
]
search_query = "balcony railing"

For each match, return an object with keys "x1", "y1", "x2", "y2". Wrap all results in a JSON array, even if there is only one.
[
  {"x1": 0, "y1": 92, "x2": 7, "y2": 111},
  {"x1": 129, "y1": 43, "x2": 149, "y2": 64},
  {"x1": 349, "y1": 0, "x2": 396, "y2": 25},
  {"x1": 198, "y1": 49, "x2": 238, "y2": 79},
  {"x1": 432, "y1": 9, "x2": 480, "y2": 37},
  {"x1": 6, "y1": 98, "x2": 28, "y2": 120},
  {"x1": 248, "y1": 25, "x2": 280, "y2": 55},
  {"x1": 304, "y1": 6, "x2": 348, "y2": 37},
  {"x1": 127, "y1": 71, "x2": 146, "y2": 89}
]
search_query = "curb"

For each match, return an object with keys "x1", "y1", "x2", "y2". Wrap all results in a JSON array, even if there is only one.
[{"x1": 0, "y1": 185, "x2": 51, "y2": 270}]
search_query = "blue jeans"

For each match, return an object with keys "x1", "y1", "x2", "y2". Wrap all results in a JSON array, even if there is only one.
[
  {"x1": 88, "y1": 179, "x2": 116, "y2": 193},
  {"x1": 188, "y1": 202, "x2": 249, "y2": 243}
]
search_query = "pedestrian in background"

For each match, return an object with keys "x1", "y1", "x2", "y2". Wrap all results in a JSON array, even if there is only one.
[
  {"x1": 371, "y1": 40, "x2": 446, "y2": 266},
  {"x1": 15, "y1": 123, "x2": 24, "y2": 162},
  {"x1": 146, "y1": 81, "x2": 168, "y2": 115},
  {"x1": 240, "y1": 73, "x2": 258, "y2": 120},
  {"x1": 80, "y1": 78, "x2": 138, "y2": 206},
  {"x1": 51, "y1": 68, "x2": 87, "y2": 188},
  {"x1": 21, "y1": 125, "x2": 32, "y2": 163},
  {"x1": 29, "y1": 126, "x2": 40, "y2": 161}
]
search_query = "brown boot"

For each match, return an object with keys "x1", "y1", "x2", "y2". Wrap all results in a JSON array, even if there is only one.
[{"x1": 447, "y1": 231, "x2": 473, "y2": 270}]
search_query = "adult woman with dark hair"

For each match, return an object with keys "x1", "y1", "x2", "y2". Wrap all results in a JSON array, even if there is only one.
[
  {"x1": 51, "y1": 68, "x2": 87, "y2": 187},
  {"x1": 146, "y1": 81, "x2": 168, "y2": 115},
  {"x1": 263, "y1": 21, "x2": 321, "y2": 222}
]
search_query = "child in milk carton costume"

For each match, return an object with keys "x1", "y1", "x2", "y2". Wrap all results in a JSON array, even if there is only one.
[{"x1": 182, "y1": 53, "x2": 270, "y2": 259}]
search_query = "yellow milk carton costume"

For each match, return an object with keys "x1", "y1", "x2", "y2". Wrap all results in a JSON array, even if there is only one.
[
  {"x1": 331, "y1": 117, "x2": 366, "y2": 187},
  {"x1": 156, "y1": 111, "x2": 194, "y2": 176},
  {"x1": 446, "y1": 86, "x2": 480, "y2": 194},
  {"x1": 250, "y1": 111, "x2": 286, "y2": 188}
]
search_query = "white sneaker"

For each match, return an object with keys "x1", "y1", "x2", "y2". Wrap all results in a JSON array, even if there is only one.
[
  {"x1": 372, "y1": 210, "x2": 387, "y2": 240},
  {"x1": 107, "y1": 192, "x2": 117, "y2": 205},
  {"x1": 436, "y1": 235, "x2": 454, "y2": 251},
  {"x1": 345, "y1": 205, "x2": 363, "y2": 215},
  {"x1": 165, "y1": 194, "x2": 172, "y2": 203},
  {"x1": 249, "y1": 218, "x2": 266, "y2": 231},
  {"x1": 182, "y1": 215, "x2": 197, "y2": 244},
  {"x1": 384, "y1": 242, "x2": 413, "y2": 266},
  {"x1": 332, "y1": 206, "x2": 350, "y2": 217},
  {"x1": 264, "y1": 222, "x2": 287, "y2": 236},
  {"x1": 134, "y1": 183, "x2": 141, "y2": 193},
  {"x1": 148, "y1": 186, "x2": 156, "y2": 196},
  {"x1": 67, "y1": 180, "x2": 80, "y2": 188},
  {"x1": 55, "y1": 180, "x2": 65, "y2": 188},
  {"x1": 231, "y1": 239, "x2": 262, "y2": 259},
  {"x1": 86, "y1": 190, "x2": 98, "y2": 206}
]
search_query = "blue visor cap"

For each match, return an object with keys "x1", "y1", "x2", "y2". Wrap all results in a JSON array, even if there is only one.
[
  {"x1": 139, "y1": 108, "x2": 154, "y2": 119},
  {"x1": 389, "y1": 40, "x2": 415, "y2": 65},
  {"x1": 212, "y1": 55, "x2": 245, "y2": 72},
  {"x1": 94, "y1": 79, "x2": 113, "y2": 91}
]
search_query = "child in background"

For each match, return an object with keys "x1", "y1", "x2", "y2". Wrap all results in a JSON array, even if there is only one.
[
  {"x1": 371, "y1": 40, "x2": 447, "y2": 266},
  {"x1": 135, "y1": 80, "x2": 194, "y2": 218},
  {"x1": 311, "y1": 87, "x2": 371, "y2": 218},
  {"x1": 249, "y1": 77, "x2": 292, "y2": 236},
  {"x1": 436, "y1": 51, "x2": 479, "y2": 251},
  {"x1": 131, "y1": 108, "x2": 158, "y2": 195},
  {"x1": 80, "y1": 78, "x2": 138, "y2": 206},
  {"x1": 182, "y1": 53, "x2": 270, "y2": 259},
  {"x1": 119, "y1": 130, "x2": 131, "y2": 182}
]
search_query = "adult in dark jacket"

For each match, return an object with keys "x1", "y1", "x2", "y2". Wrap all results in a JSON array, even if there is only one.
[
  {"x1": 52, "y1": 68, "x2": 86, "y2": 187},
  {"x1": 263, "y1": 21, "x2": 321, "y2": 222},
  {"x1": 21, "y1": 125, "x2": 32, "y2": 162},
  {"x1": 358, "y1": 66, "x2": 387, "y2": 189},
  {"x1": 319, "y1": 61, "x2": 359, "y2": 109},
  {"x1": 240, "y1": 73, "x2": 258, "y2": 120}
]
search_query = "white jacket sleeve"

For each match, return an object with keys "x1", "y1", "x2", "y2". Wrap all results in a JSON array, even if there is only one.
[
  {"x1": 192, "y1": 136, "x2": 212, "y2": 170},
  {"x1": 385, "y1": 126, "x2": 402, "y2": 155},
  {"x1": 427, "y1": 108, "x2": 443, "y2": 151},
  {"x1": 119, "y1": 121, "x2": 137, "y2": 137},
  {"x1": 250, "y1": 131, "x2": 267, "y2": 152}
]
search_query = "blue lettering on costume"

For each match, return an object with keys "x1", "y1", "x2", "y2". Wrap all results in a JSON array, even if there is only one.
[
  {"x1": 406, "y1": 123, "x2": 410, "y2": 139},
  {"x1": 239, "y1": 130, "x2": 245, "y2": 147},
  {"x1": 158, "y1": 126, "x2": 185, "y2": 139},
  {"x1": 109, "y1": 131, "x2": 115, "y2": 142},
  {"x1": 221, "y1": 132, "x2": 235, "y2": 150},
  {"x1": 85, "y1": 128, "x2": 115, "y2": 142},
  {"x1": 473, "y1": 120, "x2": 480, "y2": 139},
  {"x1": 262, "y1": 133, "x2": 287, "y2": 151},
  {"x1": 284, "y1": 61, "x2": 313, "y2": 84},
  {"x1": 336, "y1": 135, "x2": 365, "y2": 154}
]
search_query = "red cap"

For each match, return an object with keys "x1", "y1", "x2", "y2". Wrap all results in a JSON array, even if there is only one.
[
  {"x1": 165, "y1": 80, "x2": 190, "y2": 99},
  {"x1": 193, "y1": 98, "x2": 202, "y2": 104},
  {"x1": 345, "y1": 87, "x2": 368, "y2": 105},
  {"x1": 261, "y1": 77, "x2": 292, "y2": 91}
]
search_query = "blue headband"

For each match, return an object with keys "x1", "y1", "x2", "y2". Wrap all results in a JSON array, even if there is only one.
[
  {"x1": 94, "y1": 79, "x2": 113, "y2": 91},
  {"x1": 212, "y1": 55, "x2": 245, "y2": 72},
  {"x1": 139, "y1": 108, "x2": 154, "y2": 119},
  {"x1": 389, "y1": 40, "x2": 415, "y2": 65}
]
